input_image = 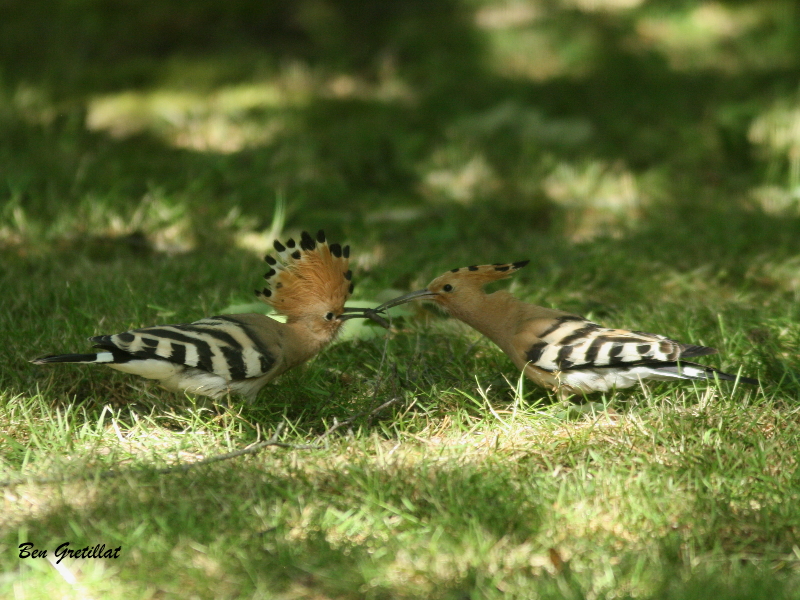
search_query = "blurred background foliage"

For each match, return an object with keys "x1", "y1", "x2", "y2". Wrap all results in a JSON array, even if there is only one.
[{"x1": 1, "y1": 0, "x2": 800, "y2": 293}]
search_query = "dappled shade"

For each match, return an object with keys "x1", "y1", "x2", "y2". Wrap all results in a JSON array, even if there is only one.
[
  {"x1": 3, "y1": 0, "x2": 800, "y2": 248},
  {"x1": 3, "y1": 3, "x2": 800, "y2": 597}
]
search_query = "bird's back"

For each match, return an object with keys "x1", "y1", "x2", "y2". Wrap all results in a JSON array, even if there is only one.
[
  {"x1": 506, "y1": 309, "x2": 756, "y2": 393},
  {"x1": 35, "y1": 313, "x2": 290, "y2": 400}
]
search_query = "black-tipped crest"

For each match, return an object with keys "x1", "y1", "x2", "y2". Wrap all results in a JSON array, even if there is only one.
[
  {"x1": 257, "y1": 229, "x2": 355, "y2": 318},
  {"x1": 300, "y1": 231, "x2": 316, "y2": 251},
  {"x1": 421, "y1": 261, "x2": 530, "y2": 297}
]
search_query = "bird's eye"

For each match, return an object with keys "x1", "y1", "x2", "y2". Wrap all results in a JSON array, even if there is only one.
[
  {"x1": 325, "y1": 312, "x2": 334, "y2": 321},
  {"x1": 443, "y1": 284, "x2": 454, "y2": 292}
]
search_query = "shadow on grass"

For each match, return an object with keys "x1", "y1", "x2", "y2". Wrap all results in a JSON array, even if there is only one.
[
  {"x1": 5, "y1": 459, "x2": 546, "y2": 597},
  {"x1": 3, "y1": 0, "x2": 800, "y2": 232},
  {"x1": 4, "y1": 451, "x2": 799, "y2": 598}
]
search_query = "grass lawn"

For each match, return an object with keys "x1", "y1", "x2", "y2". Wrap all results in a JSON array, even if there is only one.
[{"x1": 3, "y1": 1, "x2": 800, "y2": 598}]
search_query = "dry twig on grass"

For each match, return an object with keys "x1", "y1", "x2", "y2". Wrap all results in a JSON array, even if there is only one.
[{"x1": 0, "y1": 397, "x2": 403, "y2": 488}]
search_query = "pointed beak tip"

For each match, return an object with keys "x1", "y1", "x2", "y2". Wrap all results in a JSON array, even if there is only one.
[{"x1": 374, "y1": 289, "x2": 437, "y2": 312}]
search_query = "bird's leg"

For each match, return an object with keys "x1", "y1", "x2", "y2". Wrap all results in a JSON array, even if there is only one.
[
  {"x1": 555, "y1": 386, "x2": 574, "y2": 402},
  {"x1": 553, "y1": 371, "x2": 574, "y2": 402}
]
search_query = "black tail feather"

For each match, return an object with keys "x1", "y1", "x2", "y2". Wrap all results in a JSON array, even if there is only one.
[
  {"x1": 655, "y1": 361, "x2": 759, "y2": 385},
  {"x1": 584, "y1": 359, "x2": 759, "y2": 385},
  {"x1": 679, "y1": 344, "x2": 719, "y2": 358}
]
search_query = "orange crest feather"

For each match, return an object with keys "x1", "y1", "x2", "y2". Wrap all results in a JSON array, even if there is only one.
[
  {"x1": 429, "y1": 260, "x2": 529, "y2": 289},
  {"x1": 256, "y1": 230, "x2": 353, "y2": 319}
]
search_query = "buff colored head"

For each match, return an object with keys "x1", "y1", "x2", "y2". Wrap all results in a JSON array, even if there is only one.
[{"x1": 375, "y1": 260, "x2": 529, "y2": 313}]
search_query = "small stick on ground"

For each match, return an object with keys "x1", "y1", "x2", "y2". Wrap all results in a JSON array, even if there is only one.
[{"x1": 0, "y1": 398, "x2": 403, "y2": 488}]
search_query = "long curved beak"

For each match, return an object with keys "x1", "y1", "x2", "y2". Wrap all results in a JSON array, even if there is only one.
[
  {"x1": 374, "y1": 289, "x2": 438, "y2": 312},
  {"x1": 337, "y1": 307, "x2": 390, "y2": 328},
  {"x1": 338, "y1": 306, "x2": 372, "y2": 321}
]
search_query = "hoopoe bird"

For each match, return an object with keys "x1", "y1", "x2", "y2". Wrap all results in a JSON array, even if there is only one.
[
  {"x1": 375, "y1": 261, "x2": 758, "y2": 396},
  {"x1": 31, "y1": 230, "x2": 376, "y2": 402}
]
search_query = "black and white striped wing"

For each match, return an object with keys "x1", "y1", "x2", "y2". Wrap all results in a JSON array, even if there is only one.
[
  {"x1": 524, "y1": 315, "x2": 716, "y2": 372},
  {"x1": 91, "y1": 315, "x2": 278, "y2": 382}
]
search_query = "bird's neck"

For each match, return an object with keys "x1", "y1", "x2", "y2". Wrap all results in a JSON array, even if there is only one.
[
  {"x1": 284, "y1": 319, "x2": 340, "y2": 365},
  {"x1": 445, "y1": 290, "x2": 521, "y2": 346}
]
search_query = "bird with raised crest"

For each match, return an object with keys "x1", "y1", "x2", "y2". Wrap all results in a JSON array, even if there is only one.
[
  {"x1": 31, "y1": 230, "x2": 378, "y2": 402},
  {"x1": 375, "y1": 261, "x2": 758, "y2": 396}
]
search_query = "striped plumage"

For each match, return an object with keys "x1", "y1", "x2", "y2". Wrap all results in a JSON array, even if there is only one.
[
  {"x1": 375, "y1": 262, "x2": 758, "y2": 396},
  {"x1": 32, "y1": 230, "x2": 369, "y2": 401}
]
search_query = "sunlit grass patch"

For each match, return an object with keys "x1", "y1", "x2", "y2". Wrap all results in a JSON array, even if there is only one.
[
  {"x1": 5, "y1": 376, "x2": 798, "y2": 598},
  {"x1": 749, "y1": 99, "x2": 800, "y2": 211},
  {"x1": 86, "y1": 86, "x2": 291, "y2": 153},
  {"x1": 636, "y1": 2, "x2": 794, "y2": 73},
  {"x1": 1, "y1": 189, "x2": 197, "y2": 257},
  {"x1": 85, "y1": 61, "x2": 413, "y2": 154},
  {"x1": 478, "y1": 0, "x2": 798, "y2": 87},
  {"x1": 475, "y1": 0, "x2": 596, "y2": 81},
  {"x1": 543, "y1": 160, "x2": 642, "y2": 240},
  {"x1": 419, "y1": 102, "x2": 593, "y2": 212}
]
